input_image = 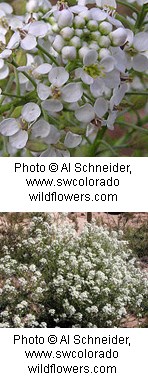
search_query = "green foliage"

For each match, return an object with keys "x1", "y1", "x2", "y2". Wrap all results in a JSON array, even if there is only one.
[{"x1": 124, "y1": 222, "x2": 148, "y2": 260}]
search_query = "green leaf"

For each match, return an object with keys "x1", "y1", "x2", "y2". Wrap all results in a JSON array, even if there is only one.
[
  {"x1": 26, "y1": 140, "x2": 48, "y2": 152},
  {"x1": 11, "y1": 106, "x2": 22, "y2": 118},
  {"x1": 15, "y1": 49, "x2": 27, "y2": 66}
]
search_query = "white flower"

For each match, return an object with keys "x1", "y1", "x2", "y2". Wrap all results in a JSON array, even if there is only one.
[
  {"x1": 0, "y1": 118, "x2": 28, "y2": 149},
  {"x1": 48, "y1": 67, "x2": 69, "y2": 87}
]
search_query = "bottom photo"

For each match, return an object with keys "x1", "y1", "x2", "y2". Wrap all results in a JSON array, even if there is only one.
[{"x1": 0, "y1": 212, "x2": 147, "y2": 329}]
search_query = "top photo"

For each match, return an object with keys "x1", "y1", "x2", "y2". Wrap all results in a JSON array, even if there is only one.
[{"x1": 0, "y1": 0, "x2": 148, "y2": 157}]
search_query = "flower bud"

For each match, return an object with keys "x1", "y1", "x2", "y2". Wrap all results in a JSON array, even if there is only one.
[
  {"x1": 75, "y1": 28, "x2": 84, "y2": 37},
  {"x1": 99, "y1": 21, "x2": 113, "y2": 35},
  {"x1": 78, "y1": 46, "x2": 90, "y2": 60},
  {"x1": 60, "y1": 27, "x2": 74, "y2": 40},
  {"x1": 71, "y1": 36, "x2": 81, "y2": 48},
  {"x1": 98, "y1": 48, "x2": 111, "y2": 59},
  {"x1": 58, "y1": 10, "x2": 73, "y2": 28},
  {"x1": 52, "y1": 35, "x2": 65, "y2": 52},
  {"x1": 91, "y1": 31, "x2": 101, "y2": 42},
  {"x1": 87, "y1": 20, "x2": 98, "y2": 32},
  {"x1": 109, "y1": 28, "x2": 127, "y2": 46},
  {"x1": 79, "y1": 9, "x2": 91, "y2": 21},
  {"x1": 62, "y1": 46, "x2": 77, "y2": 61},
  {"x1": 99, "y1": 36, "x2": 110, "y2": 48},
  {"x1": 74, "y1": 15, "x2": 85, "y2": 28}
]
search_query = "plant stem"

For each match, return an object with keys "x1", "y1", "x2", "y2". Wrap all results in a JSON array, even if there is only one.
[
  {"x1": 0, "y1": 90, "x2": 37, "y2": 114},
  {"x1": 90, "y1": 126, "x2": 107, "y2": 156},
  {"x1": 83, "y1": 92, "x2": 94, "y2": 103},
  {"x1": 37, "y1": 44, "x2": 59, "y2": 66},
  {"x1": 126, "y1": 91, "x2": 148, "y2": 96},
  {"x1": 0, "y1": 74, "x2": 14, "y2": 105},
  {"x1": 2, "y1": 92, "x2": 24, "y2": 99},
  {"x1": 116, "y1": 120, "x2": 148, "y2": 134},
  {"x1": 101, "y1": 140, "x2": 118, "y2": 156},
  {"x1": 11, "y1": 59, "x2": 37, "y2": 88},
  {"x1": 14, "y1": 67, "x2": 20, "y2": 96},
  {"x1": 135, "y1": 3, "x2": 148, "y2": 29}
]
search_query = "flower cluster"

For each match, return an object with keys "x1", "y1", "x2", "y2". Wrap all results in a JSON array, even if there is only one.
[
  {"x1": 0, "y1": 0, "x2": 147, "y2": 156},
  {"x1": 0, "y1": 247, "x2": 47, "y2": 327},
  {"x1": 0, "y1": 213, "x2": 147, "y2": 328}
]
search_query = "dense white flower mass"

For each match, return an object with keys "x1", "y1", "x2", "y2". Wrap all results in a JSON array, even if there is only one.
[
  {"x1": 0, "y1": 0, "x2": 147, "y2": 156},
  {"x1": 0, "y1": 214, "x2": 147, "y2": 328}
]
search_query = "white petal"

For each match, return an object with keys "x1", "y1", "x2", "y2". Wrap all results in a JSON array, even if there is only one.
[
  {"x1": 9, "y1": 129, "x2": 28, "y2": 149},
  {"x1": 8, "y1": 16, "x2": 23, "y2": 30},
  {"x1": 28, "y1": 21, "x2": 48, "y2": 37},
  {"x1": 42, "y1": 99, "x2": 63, "y2": 113},
  {"x1": 33, "y1": 63, "x2": 52, "y2": 75},
  {"x1": 0, "y1": 118, "x2": 20, "y2": 136},
  {"x1": 0, "y1": 49, "x2": 12, "y2": 59},
  {"x1": 37, "y1": 83, "x2": 51, "y2": 100},
  {"x1": 64, "y1": 132, "x2": 82, "y2": 148},
  {"x1": 22, "y1": 103, "x2": 41, "y2": 122},
  {"x1": 31, "y1": 119, "x2": 51, "y2": 138},
  {"x1": 70, "y1": 5, "x2": 87, "y2": 13},
  {"x1": 0, "y1": 33, "x2": 5, "y2": 44},
  {"x1": 101, "y1": 0, "x2": 116, "y2": 8},
  {"x1": 90, "y1": 8, "x2": 107, "y2": 21},
  {"x1": 106, "y1": 111, "x2": 117, "y2": 130},
  {"x1": 21, "y1": 34, "x2": 37, "y2": 51},
  {"x1": 0, "y1": 3, "x2": 13, "y2": 14},
  {"x1": 48, "y1": 67, "x2": 69, "y2": 87},
  {"x1": 9, "y1": 130, "x2": 28, "y2": 149},
  {"x1": 133, "y1": 54, "x2": 148, "y2": 72},
  {"x1": 94, "y1": 97, "x2": 108, "y2": 117},
  {"x1": 111, "y1": 83, "x2": 127, "y2": 109},
  {"x1": 0, "y1": 64, "x2": 9, "y2": 79},
  {"x1": 109, "y1": 28, "x2": 127, "y2": 46},
  {"x1": 0, "y1": 59, "x2": 4, "y2": 69},
  {"x1": 83, "y1": 49, "x2": 98, "y2": 66},
  {"x1": 61, "y1": 83, "x2": 83, "y2": 103},
  {"x1": 104, "y1": 69, "x2": 120, "y2": 88},
  {"x1": 111, "y1": 47, "x2": 127, "y2": 72},
  {"x1": 81, "y1": 70, "x2": 94, "y2": 85},
  {"x1": 44, "y1": 125, "x2": 61, "y2": 144},
  {"x1": 100, "y1": 56, "x2": 115, "y2": 72},
  {"x1": 75, "y1": 103, "x2": 95, "y2": 123},
  {"x1": 133, "y1": 33, "x2": 148, "y2": 52},
  {"x1": 7, "y1": 31, "x2": 20, "y2": 49},
  {"x1": 90, "y1": 78, "x2": 104, "y2": 97}
]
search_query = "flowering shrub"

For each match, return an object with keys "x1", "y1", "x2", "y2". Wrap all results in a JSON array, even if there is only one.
[
  {"x1": 0, "y1": 213, "x2": 147, "y2": 327},
  {"x1": 0, "y1": 0, "x2": 147, "y2": 156}
]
